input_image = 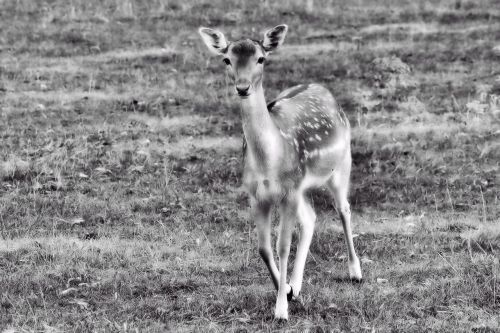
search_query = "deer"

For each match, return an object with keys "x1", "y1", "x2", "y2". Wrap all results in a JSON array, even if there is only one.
[{"x1": 198, "y1": 24, "x2": 362, "y2": 320}]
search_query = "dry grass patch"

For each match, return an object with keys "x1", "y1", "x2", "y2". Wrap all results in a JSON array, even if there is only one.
[
  {"x1": 5, "y1": 90, "x2": 132, "y2": 103},
  {"x1": 0, "y1": 155, "x2": 32, "y2": 180}
]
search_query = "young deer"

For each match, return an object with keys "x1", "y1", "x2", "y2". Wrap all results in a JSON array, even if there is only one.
[{"x1": 199, "y1": 24, "x2": 362, "y2": 320}]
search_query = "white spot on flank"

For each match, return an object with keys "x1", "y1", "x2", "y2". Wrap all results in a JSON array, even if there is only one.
[{"x1": 315, "y1": 134, "x2": 321, "y2": 141}]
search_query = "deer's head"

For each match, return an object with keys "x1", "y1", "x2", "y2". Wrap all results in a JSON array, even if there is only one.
[{"x1": 198, "y1": 25, "x2": 288, "y2": 98}]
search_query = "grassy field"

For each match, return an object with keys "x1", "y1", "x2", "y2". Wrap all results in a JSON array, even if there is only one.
[{"x1": 1, "y1": 0, "x2": 500, "y2": 331}]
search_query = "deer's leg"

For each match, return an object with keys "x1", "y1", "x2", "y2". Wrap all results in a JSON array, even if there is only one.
[
  {"x1": 289, "y1": 194, "x2": 316, "y2": 299},
  {"x1": 274, "y1": 196, "x2": 297, "y2": 320},
  {"x1": 252, "y1": 198, "x2": 280, "y2": 290},
  {"x1": 327, "y1": 160, "x2": 362, "y2": 281}
]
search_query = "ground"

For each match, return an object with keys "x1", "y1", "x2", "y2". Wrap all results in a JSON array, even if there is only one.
[{"x1": 1, "y1": 0, "x2": 500, "y2": 332}]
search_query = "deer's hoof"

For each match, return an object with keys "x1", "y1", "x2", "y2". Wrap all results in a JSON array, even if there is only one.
[
  {"x1": 287, "y1": 285, "x2": 300, "y2": 301},
  {"x1": 274, "y1": 299, "x2": 288, "y2": 320},
  {"x1": 349, "y1": 257, "x2": 363, "y2": 282}
]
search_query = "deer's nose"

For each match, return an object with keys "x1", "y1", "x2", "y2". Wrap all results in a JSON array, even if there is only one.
[{"x1": 236, "y1": 80, "x2": 251, "y2": 96}]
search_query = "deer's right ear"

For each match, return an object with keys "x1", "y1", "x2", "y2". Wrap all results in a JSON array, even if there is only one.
[{"x1": 198, "y1": 27, "x2": 228, "y2": 55}]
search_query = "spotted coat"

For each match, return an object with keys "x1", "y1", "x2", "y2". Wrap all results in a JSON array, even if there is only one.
[{"x1": 243, "y1": 83, "x2": 351, "y2": 192}]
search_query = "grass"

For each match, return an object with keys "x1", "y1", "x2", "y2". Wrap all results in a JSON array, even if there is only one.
[{"x1": 1, "y1": 0, "x2": 499, "y2": 331}]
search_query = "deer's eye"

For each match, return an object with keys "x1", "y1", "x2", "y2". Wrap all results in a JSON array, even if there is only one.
[
  {"x1": 223, "y1": 58, "x2": 231, "y2": 66},
  {"x1": 257, "y1": 57, "x2": 265, "y2": 64}
]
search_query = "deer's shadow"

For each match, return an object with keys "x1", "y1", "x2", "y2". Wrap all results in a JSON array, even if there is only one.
[{"x1": 330, "y1": 276, "x2": 364, "y2": 284}]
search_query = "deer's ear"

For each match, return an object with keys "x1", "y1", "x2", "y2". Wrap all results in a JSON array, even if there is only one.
[
  {"x1": 262, "y1": 24, "x2": 288, "y2": 52},
  {"x1": 198, "y1": 27, "x2": 228, "y2": 55}
]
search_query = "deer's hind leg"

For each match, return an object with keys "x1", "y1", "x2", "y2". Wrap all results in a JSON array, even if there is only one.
[{"x1": 326, "y1": 155, "x2": 362, "y2": 281}]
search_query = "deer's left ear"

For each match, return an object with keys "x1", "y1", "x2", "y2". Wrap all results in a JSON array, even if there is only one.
[
  {"x1": 262, "y1": 24, "x2": 288, "y2": 52},
  {"x1": 198, "y1": 27, "x2": 228, "y2": 55}
]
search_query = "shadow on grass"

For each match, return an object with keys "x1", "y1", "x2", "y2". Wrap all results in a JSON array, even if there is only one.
[{"x1": 330, "y1": 276, "x2": 364, "y2": 284}]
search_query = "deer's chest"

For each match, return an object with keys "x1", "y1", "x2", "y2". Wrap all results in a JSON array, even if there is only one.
[
  {"x1": 243, "y1": 148, "x2": 283, "y2": 202},
  {"x1": 242, "y1": 142, "x2": 301, "y2": 203}
]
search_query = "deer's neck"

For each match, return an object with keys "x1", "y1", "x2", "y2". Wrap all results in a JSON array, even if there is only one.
[{"x1": 240, "y1": 85, "x2": 282, "y2": 172}]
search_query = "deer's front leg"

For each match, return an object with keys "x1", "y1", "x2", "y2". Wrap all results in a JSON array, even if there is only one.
[
  {"x1": 274, "y1": 197, "x2": 297, "y2": 320},
  {"x1": 252, "y1": 198, "x2": 280, "y2": 290},
  {"x1": 289, "y1": 195, "x2": 316, "y2": 299}
]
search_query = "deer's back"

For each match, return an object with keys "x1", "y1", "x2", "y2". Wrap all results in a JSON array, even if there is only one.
[{"x1": 267, "y1": 83, "x2": 351, "y2": 184}]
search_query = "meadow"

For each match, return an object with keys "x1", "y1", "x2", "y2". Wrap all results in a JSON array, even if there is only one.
[{"x1": 1, "y1": 0, "x2": 500, "y2": 331}]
